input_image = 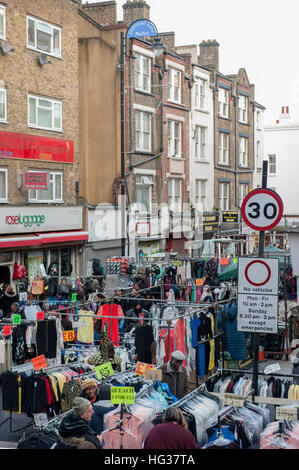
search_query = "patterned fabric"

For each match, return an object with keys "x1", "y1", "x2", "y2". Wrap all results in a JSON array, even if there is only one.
[{"x1": 61, "y1": 381, "x2": 81, "y2": 411}]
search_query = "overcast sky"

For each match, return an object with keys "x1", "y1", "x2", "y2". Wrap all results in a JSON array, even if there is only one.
[{"x1": 84, "y1": 0, "x2": 299, "y2": 125}]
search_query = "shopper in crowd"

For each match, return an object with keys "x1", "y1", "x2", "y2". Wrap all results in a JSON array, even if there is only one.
[
  {"x1": 144, "y1": 407, "x2": 200, "y2": 449},
  {"x1": 57, "y1": 397, "x2": 102, "y2": 449},
  {"x1": 124, "y1": 300, "x2": 149, "y2": 333},
  {"x1": 81, "y1": 378, "x2": 101, "y2": 404},
  {"x1": 291, "y1": 342, "x2": 299, "y2": 385},
  {"x1": 160, "y1": 350, "x2": 189, "y2": 399},
  {"x1": 9, "y1": 302, "x2": 26, "y2": 320},
  {"x1": 1, "y1": 284, "x2": 19, "y2": 318},
  {"x1": 125, "y1": 284, "x2": 143, "y2": 312}
]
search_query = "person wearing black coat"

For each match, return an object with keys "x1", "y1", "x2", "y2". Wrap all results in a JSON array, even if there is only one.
[{"x1": 57, "y1": 397, "x2": 102, "y2": 449}]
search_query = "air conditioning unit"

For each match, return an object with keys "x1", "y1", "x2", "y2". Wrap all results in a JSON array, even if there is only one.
[{"x1": 38, "y1": 52, "x2": 51, "y2": 66}]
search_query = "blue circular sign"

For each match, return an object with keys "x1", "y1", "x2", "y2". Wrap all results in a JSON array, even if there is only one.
[{"x1": 127, "y1": 19, "x2": 158, "y2": 39}]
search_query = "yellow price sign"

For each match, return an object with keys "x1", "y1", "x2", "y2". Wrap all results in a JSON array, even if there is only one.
[
  {"x1": 110, "y1": 387, "x2": 135, "y2": 405},
  {"x1": 62, "y1": 330, "x2": 75, "y2": 342},
  {"x1": 135, "y1": 362, "x2": 154, "y2": 376}
]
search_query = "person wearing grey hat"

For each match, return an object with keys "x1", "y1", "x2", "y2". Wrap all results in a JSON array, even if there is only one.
[
  {"x1": 160, "y1": 350, "x2": 189, "y2": 399},
  {"x1": 57, "y1": 397, "x2": 102, "y2": 449}
]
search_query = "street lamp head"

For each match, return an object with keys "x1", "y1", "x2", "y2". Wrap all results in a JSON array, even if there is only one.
[{"x1": 150, "y1": 36, "x2": 166, "y2": 57}]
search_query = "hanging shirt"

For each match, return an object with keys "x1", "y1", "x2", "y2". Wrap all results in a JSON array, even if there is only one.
[
  {"x1": 97, "y1": 304, "x2": 124, "y2": 347},
  {"x1": 77, "y1": 310, "x2": 94, "y2": 344}
]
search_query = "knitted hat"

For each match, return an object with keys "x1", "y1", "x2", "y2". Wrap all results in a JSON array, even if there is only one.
[
  {"x1": 171, "y1": 350, "x2": 186, "y2": 361},
  {"x1": 81, "y1": 378, "x2": 97, "y2": 391},
  {"x1": 72, "y1": 397, "x2": 91, "y2": 416}
]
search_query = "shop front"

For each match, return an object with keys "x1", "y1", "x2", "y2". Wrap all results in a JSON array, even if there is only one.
[{"x1": 0, "y1": 206, "x2": 88, "y2": 282}]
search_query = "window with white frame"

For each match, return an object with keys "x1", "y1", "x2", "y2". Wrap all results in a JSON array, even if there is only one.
[
  {"x1": 135, "y1": 110, "x2": 151, "y2": 152},
  {"x1": 168, "y1": 120, "x2": 181, "y2": 157},
  {"x1": 0, "y1": 167, "x2": 7, "y2": 201},
  {"x1": 195, "y1": 179, "x2": 207, "y2": 211},
  {"x1": 195, "y1": 78, "x2": 206, "y2": 109},
  {"x1": 268, "y1": 154, "x2": 276, "y2": 174},
  {"x1": 28, "y1": 94, "x2": 62, "y2": 132},
  {"x1": 27, "y1": 16, "x2": 61, "y2": 58},
  {"x1": 168, "y1": 68, "x2": 181, "y2": 103},
  {"x1": 135, "y1": 174, "x2": 153, "y2": 214},
  {"x1": 28, "y1": 171, "x2": 63, "y2": 203},
  {"x1": 0, "y1": 87, "x2": 6, "y2": 122},
  {"x1": 239, "y1": 183, "x2": 249, "y2": 207},
  {"x1": 219, "y1": 133, "x2": 229, "y2": 164},
  {"x1": 0, "y1": 5, "x2": 6, "y2": 40},
  {"x1": 219, "y1": 182, "x2": 229, "y2": 210},
  {"x1": 218, "y1": 87, "x2": 229, "y2": 118},
  {"x1": 256, "y1": 110, "x2": 261, "y2": 129},
  {"x1": 135, "y1": 53, "x2": 151, "y2": 93},
  {"x1": 239, "y1": 95, "x2": 248, "y2": 123},
  {"x1": 168, "y1": 178, "x2": 181, "y2": 211},
  {"x1": 239, "y1": 137, "x2": 248, "y2": 167},
  {"x1": 194, "y1": 126, "x2": 206, "y2": 160}
]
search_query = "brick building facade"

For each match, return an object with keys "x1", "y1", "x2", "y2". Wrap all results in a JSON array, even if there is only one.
[{"x1": 0, "y1": 0, "x2": 86, "y2": 284}]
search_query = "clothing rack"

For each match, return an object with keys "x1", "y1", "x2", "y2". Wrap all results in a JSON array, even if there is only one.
[
  {"x1": 219, "y1": 367, "x2": 299, "y2": 380},
  {"x1": 195, "y1": 332, "x2": 224, "y2": 388}
]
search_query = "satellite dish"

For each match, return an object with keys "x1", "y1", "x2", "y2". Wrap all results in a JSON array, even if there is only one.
[
  {"x1": 38, "y1": 52, "x2": 50, "y2": 66},
  {"x1": 1, "y1": 40, "x2": 14, "y2": 55}
]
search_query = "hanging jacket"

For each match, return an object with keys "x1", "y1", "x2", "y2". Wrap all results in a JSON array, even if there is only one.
[{"x1": 224, "y1": 303, "x2": 247, "y2": 361}]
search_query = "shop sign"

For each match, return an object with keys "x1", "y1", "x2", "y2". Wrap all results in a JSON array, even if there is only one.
[
  {"x1": 62, "y1": 330, "x2": 75, "y2": 342},
  {"x1": 0, "y1": 130, "x2": 74, "y2": 163},
  {"x1": 31, "y1": 354, "x2": 48, "y2": 371},
  {"x1": 276, "y1": 407, "x2": 298, "y2": 421},
  {"x1": 135, "y1": 362, "x2": 154, "y2": 376},
  {"x1": 110, "y1": 386, "x2": 135, "y2": 405},
  {"x1": 222, "y1": 211, "x2": 239, "y2": 223},
  {"x1": 202, "y1": 212, "x2": 219, "y2": 233},
  {"x1": 24, "y1": 172, "x2": 48, "y2": 190},
  {"x1": 95, "y1": 362, "x2": 114, "y2": 380},
  {"x1": 0, "y1": 206, "x2": 83, "y2": 234}
]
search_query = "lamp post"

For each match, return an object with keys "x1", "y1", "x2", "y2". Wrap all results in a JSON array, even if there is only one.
[{"x1": 120, "y1": 19, "x2": 165, "y2": 256}]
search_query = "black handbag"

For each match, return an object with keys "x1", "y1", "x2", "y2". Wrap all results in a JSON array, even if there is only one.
[{"x1": 57, "y1": 278, "x2": 70, "y2": 295}]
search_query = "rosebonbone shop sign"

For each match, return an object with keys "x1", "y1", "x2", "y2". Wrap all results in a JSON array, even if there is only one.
[
  {"x1": 0, "y1": 206, "x2": 83, "y2": 234},
  {"x1": 0, "y1": 131, "x2": 74, "y2": 163}
]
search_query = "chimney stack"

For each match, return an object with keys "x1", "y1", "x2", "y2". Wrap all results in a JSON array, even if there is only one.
[
  {"x1": 198, "y1": 39, "x2": 219, "y2": 71},
  {"x1": 82, "y1": 1, "x2": 117, "y2": 26},
  {"x1": 122, "y1": 0, "x2": 150, "y2": 25}
]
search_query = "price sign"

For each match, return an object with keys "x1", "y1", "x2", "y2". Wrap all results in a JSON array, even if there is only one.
[
  {"x1": 13, "y1": 314, "x2": 21, "y2": 325},
  {"x1": 95, "y1": 362, "x2": 114, "y2": 379},
  {"x1": 62, "y1": 330, "x2": 75, "y2": 342},
  {"x1": 144, "y1": 369, "x2": 162, "y2": 381},
  {"x1": 37, "y1": 311, "x2": 45, "y2": 321},
  {"x1": 196, "y1": 279, "x2": 204, "y2": 286},
  {"x1": 110, "y1": 386, "x2": 135, "y2": 405},
  {"x1": 72, "y1": 293, "x2": 77, "y2": 302},
  {"x1": 276, "y1": 407, "x2": 298, "y2": 421},
  {"x1": 135, "y1": 362, "x2": 154, "y2": 376},
  {"x1": 31, "y1": 355, "x2": 47, "y2": 371},
  {"x1": 33, "y1": 413, "x2": 48, "y2": 427},
  {"x1": 264, "y1": 363, "x2": 281, "y2": 375},
  {"x1": 3, "y1": 325, "x2": 11, "y2": 336},
  {"x1": 224, "y1": 393, "x2": 245, "y2": 407},
  {"x1": 241, "y1": 188, "x2": 283, "y2": 232}
]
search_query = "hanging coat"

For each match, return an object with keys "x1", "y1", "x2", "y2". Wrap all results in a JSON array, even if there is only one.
[{"x1": 224, "y1": 302, "x2": 247, "y2": 360}]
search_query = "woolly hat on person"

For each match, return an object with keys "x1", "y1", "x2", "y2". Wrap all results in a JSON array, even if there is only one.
[
  {"x1": 171, "y1": 350, "x2": 186, "y2": 361},
  {"x1": 81, "y1": 378, "x2": 97, "y2": 391},
  {"x1": 72, "y1": 397, "x2": 91, "y2": 416}
]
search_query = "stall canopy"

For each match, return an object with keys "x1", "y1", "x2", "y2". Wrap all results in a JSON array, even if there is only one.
[{"x1": 218, "y1": 246, "x2": 292, "y2": 281}]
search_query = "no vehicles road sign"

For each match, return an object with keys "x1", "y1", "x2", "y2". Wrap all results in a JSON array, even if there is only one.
[
  {"x1": 237, "y1": 257, "x2": 279, "y2": 334},
  {"x1": 241, "y1": 188, "x2": 283, "y2": 232}
]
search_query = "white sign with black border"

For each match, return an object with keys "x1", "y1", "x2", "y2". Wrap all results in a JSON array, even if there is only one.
[{"x1": 237, "y1": 257, "x2": 279, "y2": 334}]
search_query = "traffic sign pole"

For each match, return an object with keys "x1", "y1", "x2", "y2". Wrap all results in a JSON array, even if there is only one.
[{"x1": 252, "y1": 160, "x2": 268, "y2": 396}]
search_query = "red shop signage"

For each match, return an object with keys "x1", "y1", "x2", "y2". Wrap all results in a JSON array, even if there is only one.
[
  {"x1": 0, "y1": 130, "x2": 74, "y2": 163},
  {"x1": 24, "y1": 172, "x2": 48, "y2": 190}
]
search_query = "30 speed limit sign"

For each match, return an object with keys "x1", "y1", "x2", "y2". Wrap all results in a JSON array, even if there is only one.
[{"x1": 241, "y1": 189, "x2": 283, "y2": 232}]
